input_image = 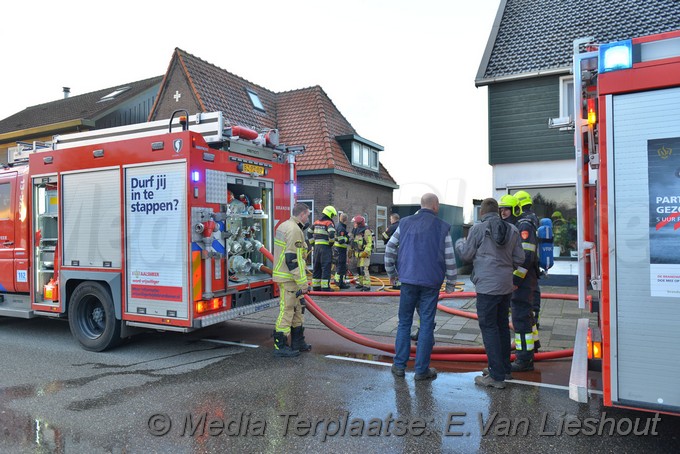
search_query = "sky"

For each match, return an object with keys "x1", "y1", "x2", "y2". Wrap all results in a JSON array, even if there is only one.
[{"x1": 1, "y1": 0, "x2": 500, "y2": 221}]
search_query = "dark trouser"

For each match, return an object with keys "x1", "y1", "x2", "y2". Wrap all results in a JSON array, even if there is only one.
[
  {"x1": 532, "y1": 284, "x2": 541, "y2": 316},
  {"x1": 312, "y1": 245, "x2": 333, "y2": 287},
  {"x1": 335, "y1": 248, "x2": 347, "y2": 275},
  {"x1": 477, "y1": 293, "x2": 512, "y2": 381},
  {"x1": 512, "y1": 280, "x2": 536, "y2": 362},
  {"x1": 393, "y1": 283, "x2": 440, "y2": 374}
]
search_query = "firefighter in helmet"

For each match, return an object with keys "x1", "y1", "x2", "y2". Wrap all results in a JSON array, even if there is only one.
[
  {"x1": 272, "y1": 202, "x2": 312, "y2": 357},
  {"x1": 333, "y1": 212, "x2": 351, "y2": 289},
  {"x1": 311, "y1": 205, "x2": 337, "y2": 291},
  {"x1": 514, "y1": 189, "x2": 543, "y2": 334},
  {"x1": 498, "y1": 194, "x2": 520, "y2": 223},
  {"x1": 351, "y1": 215, "x2": 373, "y2": 291},
  {"x1": 509, "y1": 190, "x2": 540, "y2": 371}
]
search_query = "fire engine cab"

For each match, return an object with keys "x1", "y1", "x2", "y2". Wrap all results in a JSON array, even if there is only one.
[
  {"x1": 0, "y1": 111, "x2": 302, "y2": 351},
  {"x1": 573, "y1": 30, "x2": 680, "y2": 415}
]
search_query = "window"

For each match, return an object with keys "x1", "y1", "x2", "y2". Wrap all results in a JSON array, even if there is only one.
[
  {"x1": 511, "y1": 185, "x2": 577, "y2": 258},
  {"x1": 98, "y1": 87, "x2": 130, "y2": 102},
  {"x1": 559, "y1": 76, "x2": 574, "y2": 120},
  {"x1": 375, "y1": 205, "x2": 388, "y2": 244},
  {"x1": 351, "y1": 142, "x2": 379, "y2": 172},
  {"x1": 247, "y1": 89, "x2": 265, "y2": 112},
  {"x1": 0, "y1": 183, "x2": 11, "y2": 219}
]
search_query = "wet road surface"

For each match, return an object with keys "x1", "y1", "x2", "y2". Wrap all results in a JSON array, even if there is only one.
[{"x1": 0, "y1": 314, "x2": 678, "y2": 453}]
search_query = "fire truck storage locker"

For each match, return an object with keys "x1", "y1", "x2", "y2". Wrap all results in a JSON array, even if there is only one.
[
  {"x1": 605, "y1": 86, "x2": 680, "y2": 411},
  {"x1": 125, "y1": 161, "x2": 189, "y2": 319}
]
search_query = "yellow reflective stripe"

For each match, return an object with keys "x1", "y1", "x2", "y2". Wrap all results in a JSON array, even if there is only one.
[
  {"x1": 522, "y1": 242, "x2": 537, "y2": 252},
  {"x1": 274, "y1": 290, "x2": 290, "y2": 334},
  {"x1": 513, "y1": 266, "x2": 527, "y2": 278},
  {"x1": 334, "y1": 244, "x2": 348, "y2": 249},
  {"x1": 515, "y1": 333, "x2": 523, "y2": 350},
  {"x1": 274, "y1": 239, "x2": 286, "y2": 247},
  {"x1": 295, "y1": 248, "x2": 307, "y2": 285},
  {"x1": 315, "y1": 240, "x2": 330, "y2": 245}
]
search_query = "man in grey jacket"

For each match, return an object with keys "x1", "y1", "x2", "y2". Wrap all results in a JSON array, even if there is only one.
[{"x1": 455, "y1": 198, "x2": 524, "y2": 389}]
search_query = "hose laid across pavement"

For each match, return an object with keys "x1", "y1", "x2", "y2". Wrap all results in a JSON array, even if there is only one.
[{"x1": 259, "y1": 245, "x2": 576, "y2": 362}]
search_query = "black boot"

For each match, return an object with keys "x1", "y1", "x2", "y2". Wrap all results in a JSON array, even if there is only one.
[
  {"x1": 290, "y1": 326, "x2": 312, "y2": 352},
  {"x1": 338, "y1": 275, "x2": 350, "y2": 289},
  {"x1": 410, "y1": 328, "x2": 420, "y2": 341},
  {"x1": 510, "y1": 351, "x2": 534, "y2": 372},
  {"x1": 312, "y1": 286, "x2": 321, "y2": 291},
  {"x1": 273, "y1": 331, "x2": 300, "y2": 357}
]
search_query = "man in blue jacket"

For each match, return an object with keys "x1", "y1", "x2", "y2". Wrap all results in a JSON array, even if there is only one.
[{"x1": 385, "y1": 193, "x2": 457, "y2": 381}]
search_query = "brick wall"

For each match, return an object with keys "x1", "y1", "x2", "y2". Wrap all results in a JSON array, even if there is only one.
[{"x1": 297, "y1": 173, "x2": 393, "y2": 225}]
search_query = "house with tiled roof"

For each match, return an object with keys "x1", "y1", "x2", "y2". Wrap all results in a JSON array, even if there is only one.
[
  {"x1": 476, "y1": 0, "x2": 680, "y2": 259},
  {"x1": 0, "y1": 76, "x2": 163, "y2": 164},
  {"x1": 150, "y1": 48, "x2": 397, "y2": 231}
]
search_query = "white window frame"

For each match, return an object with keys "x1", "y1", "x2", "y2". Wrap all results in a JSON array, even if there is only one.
[
  {"x1": 351, "y1": 141, "x2": 379, "y2": 172},
  {"x1": 375, "y1": 205, "x2": 388, "y2": 240},
  {"x1": 559, "y1": 75, "x2": 574, "y2": 120}
]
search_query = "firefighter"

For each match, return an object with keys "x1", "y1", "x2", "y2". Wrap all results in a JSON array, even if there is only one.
[
  {"x1": 272, "y1": 202, "x2": 312, "y2": 357},
  {"x1": 514, "y1": 189, "x2": 543, "y2": 337},
  {"x1": 509, "y1": 190, "x2": 540, "y2": 371},
  {"x1": 498, "y1": 194, "x2": 521, "y2": 223},
  {"x1": 333, "y1": 212, "x2": 351, "y2": 289},
  {"x1": 311, "y1": 205, "x2": 337, "y2": 291},
  {"x1": 382, "y1": 213, "x2": 402, "y2": 290},
  {"x1": 351, "y1": 215, "x2": 373, "y2": 291}
]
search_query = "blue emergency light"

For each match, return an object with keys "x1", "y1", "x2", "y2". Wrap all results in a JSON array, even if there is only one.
[
  {"x1": 599, "y1": 39, "x2": 633, "y2": 73},
  {"x1": 191, "y1": 170, "x2": 200, "y2": 182}
]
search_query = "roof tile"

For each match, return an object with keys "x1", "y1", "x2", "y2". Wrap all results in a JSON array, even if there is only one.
[{"x1": 477, "y1": 0, "x2": 680, "y2": 83}]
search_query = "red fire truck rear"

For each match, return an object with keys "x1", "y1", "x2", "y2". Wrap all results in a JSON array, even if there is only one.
[
  {"x1": 0, "y1": 111, "x2": 302, "y2": 351},
  {"x1": 573, "y1": 30, "x2": 680, "y2": 416}
]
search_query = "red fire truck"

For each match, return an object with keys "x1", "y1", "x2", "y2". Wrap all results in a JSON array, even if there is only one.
[
  {"x1": 0, "y1": 111, "x2": 301, "y2": 351},
  {"x1": 573, "y1": 30, "x2": 680, "y2": 415}
]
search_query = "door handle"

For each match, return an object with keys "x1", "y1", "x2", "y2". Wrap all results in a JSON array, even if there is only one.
[{"x1": 3, "y1": 241, "x2": 14, "y2": 246}]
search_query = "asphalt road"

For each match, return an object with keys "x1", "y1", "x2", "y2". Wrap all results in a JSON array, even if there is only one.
[{"x1": 0, "y1": 316, "x2": 678, "y2": 453}]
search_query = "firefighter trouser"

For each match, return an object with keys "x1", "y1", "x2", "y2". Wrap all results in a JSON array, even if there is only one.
[
  {"x1": 511, "y1": 283, "x2": 537, "y2": 361},
  {"x1": 312, "y1": 245, "x2": 333, "y2": 288},
  {"x1": 357, "y1": 256, "x2": 371, "y2": 287},
  {"x1": 334, "y1": 248, "x2": 347, "y2": 276},
  {"x1": 275, "y1": 282, "x2": 304, "y2": 334}
]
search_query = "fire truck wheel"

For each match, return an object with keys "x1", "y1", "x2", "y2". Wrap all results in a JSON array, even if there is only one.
[{"x1": 68, "y1": 282, "x2": 121, "y2": 352}]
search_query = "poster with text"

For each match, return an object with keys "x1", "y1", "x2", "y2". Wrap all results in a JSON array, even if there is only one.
[
  {"x1": 648, "y1": 137, "x2": 680, "y2": 297},
  {"x1": 125, "y1": 162, "x2": 187, "y2": 308}
]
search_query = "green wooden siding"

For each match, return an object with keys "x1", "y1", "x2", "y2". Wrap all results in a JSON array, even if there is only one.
[{"x1": 488, "y1": 75, "x2": 574, "y2": 164}]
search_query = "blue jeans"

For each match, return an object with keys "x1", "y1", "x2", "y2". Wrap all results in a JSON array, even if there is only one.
[
  {"x1": 476, "y1": 293, "x2": 512, "y2": 381},
  {"x1": 394, "y1": 283, "x2": 440, "y2": 374}
]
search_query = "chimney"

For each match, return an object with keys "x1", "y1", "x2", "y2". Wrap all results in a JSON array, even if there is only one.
[{"x1": 63, "y1": 87, "x2": 70, "y2": 99}]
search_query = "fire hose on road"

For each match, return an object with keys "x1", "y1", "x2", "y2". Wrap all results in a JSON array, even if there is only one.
[{"x1": 258, "y1": 245, "x2": 576, "y2": 362}]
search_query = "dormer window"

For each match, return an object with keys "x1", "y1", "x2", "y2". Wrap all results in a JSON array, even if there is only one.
[
  {"x1": 98, "y1": 87, "x2": 130, "y2": 102},
  {"x1": 336, "y1": 134, "x2": 383, "y2": 173},
  {"x1": 247, "y1": 89, "x2": 265, "y2": 112},
  {"x1": 352, "y1": 142, "x2": 379, "y2": 171}
]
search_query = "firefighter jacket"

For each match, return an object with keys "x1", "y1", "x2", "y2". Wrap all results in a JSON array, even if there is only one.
[
  {"x1": 311, "y1": 216, "x2": 336, "y2": 247},
  {"x1": 381, "y1": 220, "x2": 399, "y2": 242},
  {"x1": 512, "y1": 213, "x2": 539, "y2": 288},
  {"x1": 334, "y1": 221, "x2": 349, "y2": 250},
  {"x1": 351, "y1": 225, "x2": 373, "y2": 256},
  {"x1": 272, "y1": 216, "x2": 308, "y2": 289}
]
